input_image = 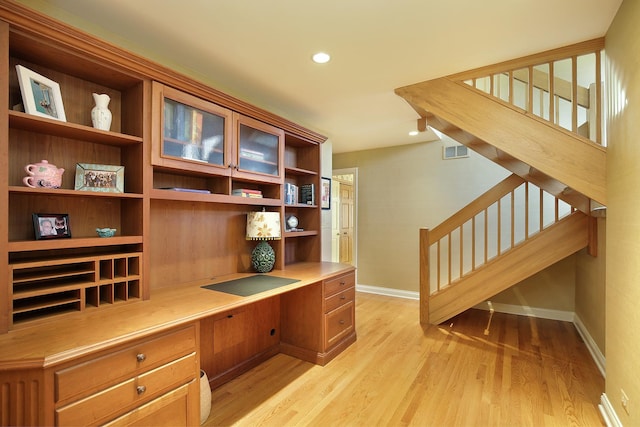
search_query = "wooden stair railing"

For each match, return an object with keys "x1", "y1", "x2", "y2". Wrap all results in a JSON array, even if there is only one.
[
  {"x1": 395, "y1": 39, "x2": 607, "y2": 207},
  {"x1": 419, "y1": 174, "x2": 590, "y2": 325},
  {"x1": 452, "y1": 39, "x2": 605, "y2": 145},
  {"x1": 426, "y1": 211, "x2": 589, "y2": 325}
]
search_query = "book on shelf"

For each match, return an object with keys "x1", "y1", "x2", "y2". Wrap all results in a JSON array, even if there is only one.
[
  {"x1": 164, "y1": 101, "x2": 175, "y2": 138},
  {"x1": 232, "y1": 188, "x2": 263, "y2": 198},
  {"x1": 190, "y1": 110, "x2": 203, "y2": 144},
  {"x1": 174, "y1": 103, "x2": 183, "y2": 141},
  {"x1": 159, "y1": 187, "x2": 211, "y2": 194},
  {"x1": 284, "y1": 183, "x2": 298, "y2": 205},
  {"x1": 300, "y1": 184, "x2": 315, "y2": 205}
]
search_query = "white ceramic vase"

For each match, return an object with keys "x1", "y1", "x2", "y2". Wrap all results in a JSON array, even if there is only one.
[
  {"x1": 91, "y1": 93, "x2": 112, "y2": 131},
  {"x1": 200, "y1": 370, "x2": 212, "y2": 424}
]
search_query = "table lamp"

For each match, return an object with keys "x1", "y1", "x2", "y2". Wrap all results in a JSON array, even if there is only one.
[{"x1": 246, "y1": 210, "x2": 281, "y2": 272}]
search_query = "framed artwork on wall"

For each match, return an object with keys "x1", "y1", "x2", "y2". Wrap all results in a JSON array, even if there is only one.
[{"x1": 321, "y1": 177, "x2": 331, "y2": 210}]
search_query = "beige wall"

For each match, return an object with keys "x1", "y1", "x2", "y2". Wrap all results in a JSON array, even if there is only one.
[
  {"x1": 575, "y1": 218, "x2": 606, "y2": 354},
  {"x1": 490, "y1": 255, "x2": 576, "y2": 312},
  {"x1": 334, "y1": 138, "x2": 579, "y2": 314},
  {"x1": 334, "y1": 140, "x2": 509, "y2": 292},
  {"x1": 605, "y1": 0, "x2": 640, "y2": 423}
]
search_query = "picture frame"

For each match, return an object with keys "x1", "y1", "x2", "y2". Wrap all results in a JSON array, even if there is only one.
[
  {"x1": 33, "y1": 213, "x2": 71, "y2": 240},
  {"x1": 16, "y1": 65, "x2": 67, "y2": 122},
  {"x1": 321, "y1": 177, "x2": 331, "y2": 210},
  {"x1": 75, "y1": 163, "x2": 125, "y2": 193}
]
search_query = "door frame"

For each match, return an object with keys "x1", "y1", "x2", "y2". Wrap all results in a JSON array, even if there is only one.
[{"x1": 331, "y1": 168, "x2": 358, "y2": 271}]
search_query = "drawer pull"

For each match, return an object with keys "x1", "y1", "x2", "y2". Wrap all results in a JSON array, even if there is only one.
[
  {"x1": 340, "y1": 281, "x2": 345, "y2": 286},
  {"x1": 339, "y1": 319, "x2": 345, "y2": 325},
  {"x1": 136, "y1": 353, "x2": 146, "y2": 362},
  {"x1": 136, "y1": 385, "x2": 146, "y2": 395},
  {"x1": 340, "y1": 295, "x2": 346, "y2": 300}
]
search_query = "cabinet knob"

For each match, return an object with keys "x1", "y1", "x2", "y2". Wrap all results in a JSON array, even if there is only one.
[
  {"x1": 339, "y1": 319, "x2": 345, "y2": 325},
  {"x1": 136, "y1": 385, "x2": 146, "y2": 395},
  {"x1": 136, "y1": 353, "x2": 146, "y2": 362},
  {"x1": 340, "y1": 281, "x2": 345, "y2": 286},
  {"x1": 340, "y1": 295, "x2": 346, "y2": 300}
]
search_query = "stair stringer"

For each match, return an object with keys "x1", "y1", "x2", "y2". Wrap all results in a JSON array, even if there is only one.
[
  {"x1": 395, "y1": 77, "x2": 607, "y2": 206},
  {"x1": 428, "y1": 211, "x2": 589, "y2": 325}
]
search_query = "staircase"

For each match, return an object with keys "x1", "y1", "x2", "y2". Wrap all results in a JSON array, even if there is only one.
[{"x1": 395, "y1": 39, "x2": 606, "y2": 324}]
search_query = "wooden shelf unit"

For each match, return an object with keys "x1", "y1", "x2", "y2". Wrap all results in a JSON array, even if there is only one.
[
  {"x1": 10, "y1": 252, "x2": 142, "y2": 326},
  {"x1": 0, "y1": 3, "x2": 342, "y2": 425},
  {"x1": 0, "y1": 0, "x2": 326, "y2": 333}
]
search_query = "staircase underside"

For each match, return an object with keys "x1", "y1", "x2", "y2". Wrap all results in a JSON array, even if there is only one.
[
  {"x1": 428, "y1": 212, "x2": 589, "y2": 325},
  {"x1": 395, "y1": 77, "x2": 607, "y2": 207}
]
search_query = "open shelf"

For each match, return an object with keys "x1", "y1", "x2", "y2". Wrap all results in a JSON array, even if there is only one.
[
  {"x1": 9, "y1": 186, "x2": 143, "y2": 198},
  {"x1": 9, "y1": 111, "x2": 143, "y2": 145}
]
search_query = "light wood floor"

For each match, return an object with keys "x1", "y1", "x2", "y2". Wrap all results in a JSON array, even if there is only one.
[{"x1": 205, "y1": 292, "x2": 604, "y2": 426}]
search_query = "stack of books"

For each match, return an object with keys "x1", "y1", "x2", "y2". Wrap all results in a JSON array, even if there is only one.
[
  {"x1": 232, "y1": 188, "x2": 263, "y2": 198},
  {"x1": 284, "y1": 183, "x2": 298, "y2": 205},
  {"x1": 300, "y1": 184, "x2": 315, "y2": 205}
]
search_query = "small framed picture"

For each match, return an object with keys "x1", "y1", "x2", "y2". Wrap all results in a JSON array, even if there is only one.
[
  {"x1": 16, "y1": 65, "x2": 67, "y2": 122},
  {"x1": 33, "y1": 213, "x2": 71, "y2": 240},
  {"x1": 75, "y1": 163, "x2": 125, "y2": 193},
  {"x1": 321, "y1": 177, "x2": 331, "y2": 210}
]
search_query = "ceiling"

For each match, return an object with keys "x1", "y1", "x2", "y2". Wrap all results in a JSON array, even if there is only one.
[{"x1": 21, "y1": 0, "x2": 622, "y2": 153}]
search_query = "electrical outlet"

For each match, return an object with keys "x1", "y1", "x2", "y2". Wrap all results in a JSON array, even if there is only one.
[{"x1": 621, "y1": 389, "x2": 630, "y2": 415}]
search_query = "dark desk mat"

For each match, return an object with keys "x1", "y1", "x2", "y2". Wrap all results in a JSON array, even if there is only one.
[{"x1": 202, "y1": 275, "x2": 300, "y2": 296}]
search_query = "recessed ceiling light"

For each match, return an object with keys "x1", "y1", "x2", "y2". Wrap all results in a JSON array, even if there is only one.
[
  {"x1": 409, "y1": 130, "x2": 419, "y2": 136},
  {"x1": 312, "y1": 52, "x2": 331, "y2": 64}
]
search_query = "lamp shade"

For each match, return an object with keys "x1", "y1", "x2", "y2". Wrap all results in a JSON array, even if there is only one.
[{"x1": 246, "y1": 211, "x2": 281, "y2": 240}]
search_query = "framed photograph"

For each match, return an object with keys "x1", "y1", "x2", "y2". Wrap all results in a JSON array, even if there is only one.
[
  {"x1": 321, "y1": 177, "x2": 331, "y2": 210},
  {"x1": 33, "y1": 213, "x2": 71, "y2": 240},
  {"x1": 16, "y1": 65, "x2": 67, "y2": 122},
  {"x1": 75, "y1": 163, "x2": 125, "y2": 193}
]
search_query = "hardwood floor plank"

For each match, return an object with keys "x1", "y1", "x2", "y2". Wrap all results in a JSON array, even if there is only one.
[{"x1": 205, "y1": 292, "x2": 604, "y2": 426}]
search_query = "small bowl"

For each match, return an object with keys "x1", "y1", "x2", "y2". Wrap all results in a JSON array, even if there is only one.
[{"x1": 96, "y1": 228, "x2": 116, "y2": 238}]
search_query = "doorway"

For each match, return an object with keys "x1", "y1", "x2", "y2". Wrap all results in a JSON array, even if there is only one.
[{"x1": 331, "y1": 168, "x2": 357, "y2": 267}]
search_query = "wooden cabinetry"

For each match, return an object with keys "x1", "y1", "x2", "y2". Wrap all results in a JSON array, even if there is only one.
[
  {"x1": 151, "y1": 81, "x2": 283, "y2": 198},
  {"x1": 1, "y1": 14, "x2": 147, "y2": 332},
  {"x1": 283, "y1": 133, "x2": 321, "y2": 265},
  {"x1": 0, "y1": 4, "x2": 354, "y2": 426},
  {"x1": 1, "y1": 2, "x2": 326, "y2": 332},
  {"x1": 280, "y1": 270, "x2": 356, "y2": 365},
  {"x1": 151, "y1": 83, "x2": 233, "y2": 179},
  {"x1": 200, "y1": 297, "x2": 280, "y2": 388},
  {"x1": 10, "y1": 252, "x2": 142, "y2": 324},
  {"x1": 148, "y1": 82, "x2": 321, "y2": 287},
  {"x1": 54, "y1": 324, "x2": 199, "y2": 426},
  {"x1": 323, "y1": 271, "x2": 356, "y2": 349}
]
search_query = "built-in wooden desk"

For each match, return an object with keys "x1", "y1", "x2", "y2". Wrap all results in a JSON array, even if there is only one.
[{"x1": 0, "y1": 262, "x2": 356, "y2": 426}]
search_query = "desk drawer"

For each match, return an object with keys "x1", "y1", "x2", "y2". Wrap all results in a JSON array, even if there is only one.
[
  {"x1": 56, "y1": 352, "x2": 197, "y2": 426},
  {"x1": 324, "y1": 286, "x2": 355, "y2": 313},
  {"x1": 324, "y1": 271, "x2": 355, "y2": 297},
  {"x1": 324, "y1": 301, "x2": 354, "y2": 349},
  {"x1": 56, "y1": 325, "x2": 197, "y2": 404}
]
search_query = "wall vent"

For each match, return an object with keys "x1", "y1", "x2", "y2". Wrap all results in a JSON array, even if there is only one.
[{"x1": 443, "y1": 145, "x2": 469, "y2": 160}]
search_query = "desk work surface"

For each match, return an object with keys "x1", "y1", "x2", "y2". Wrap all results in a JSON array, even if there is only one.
[
  {"x1": 202, "y1": 275, "x2": 300, "y2": 296},
  {"x1": 0, "y1": 262, "x2": 355, "y2": 368}
]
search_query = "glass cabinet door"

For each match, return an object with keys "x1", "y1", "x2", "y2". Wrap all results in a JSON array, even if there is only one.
[
  {"x1": 235, "y1": 115, "x2": 284, "y2": 181},
  {"x1": 163, "y1": 98, "x2": 227, "y2": 167}
]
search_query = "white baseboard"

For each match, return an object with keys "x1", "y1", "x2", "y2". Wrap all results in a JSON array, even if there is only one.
[
  {"x1": 600, "y1": 393, "x2": 623, "y2": 427},
  {"x1": 574, "y1": 313, "x2": 606, "y2": 377},
  {"x1": 355, "y1": 284, "x2": 419, "y2": 300}
]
